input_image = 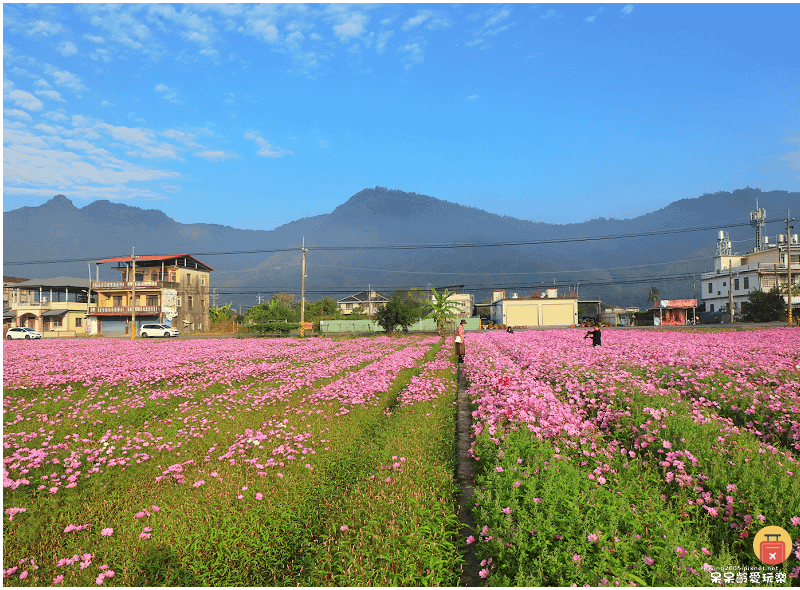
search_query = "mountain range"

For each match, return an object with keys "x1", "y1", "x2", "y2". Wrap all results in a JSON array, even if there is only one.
[{"x1": 4, "y1": 187, "x2": 799, "y2": 310}]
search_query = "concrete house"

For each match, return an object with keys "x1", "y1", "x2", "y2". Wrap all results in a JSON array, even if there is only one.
[
  {"x1": 337, "y1": 290, "x2": 389, "y2": 316},
  {"x1": 487, "y1": 289, "x2": 579, "y2": 327},
  {"x1": 87, "y1": 254, "x2": 213, "y2": 335},
  {"x1": 4, "y1": 277, "x2": 94, "y2": 337}
]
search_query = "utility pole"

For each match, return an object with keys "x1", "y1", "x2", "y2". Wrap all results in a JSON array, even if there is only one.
[
  {"x1": 257, "y1": 293, "x2": 263, "y2": 305},
  {"x1": 300, "y1": 237, "x2": 307, "y2": 336},
  {"x1": 211, "y1": 288, "x2": 218, "y2": 307},
  {"x1": 788, "y1": 211, "x2": 795, "y2": 327},
  {"x1": 131, "y1": 247, "x2": 137, "y2": 339},
  {"x1": 728, "y1": 261, "x2": 734, "y2": 323}
]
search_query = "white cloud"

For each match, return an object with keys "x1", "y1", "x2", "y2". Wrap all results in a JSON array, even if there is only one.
[
  {"x1": 317, "y1": 140, "x2": 328, "y2": 149},
  {"x1": 36, "y1": 79, "x2": 52, "y2": 88},
  {"x1": 26, "y1": 20, "x2": 63, "y2": 37},
  {"x1": 541, "y1": 9, "x2": 561, "y2": 19},
  {"x1": 35, "y1": 89, "x2": 65, "y2": 102},
  {"x1": 43, "y1": 111, "x2": 68, "y2": 122},
  {"x1": 33, "y1": 123, "x2": 59, "y2": 134},
  {"x1": 101, "y1": 101, "x2": 111, "y2": 107},
  {"x1": 83, "y1": 34, "x2": 105, "y2": 43},
  {"x1": 196, "y1": 150, "x2": 237, "y2": 161},
  {"x1": 332, "y1": 12, "x2": 368, "y2": 41},
  {"x1": 485, "y1": 7, "x2": 511, "y2": 28},
  {"x1": 585, "y1": 16, "x2": 597, "y2": 23},
  {"x1": 163, "y1": 129, "x2": 202, "y2": 148},
  {"x1": 780, "y1": 150, "x2": 800, "y2": 169},
  {"x1": 154, "y1": 83, "x2": 179, "y2": 103},
  {"x1": 52, "y1": 70, "x2": 87, "y2": 91},
  {"x1": 91, "y1": 48, "x2": 112, "y2": 62},
  {"x1": 57, "y1": 41, "x2": 78, "y2": 57},
  {"x1": 244, "y1": 130, "x2": 291, "y2": 157},
  {"x1": 399, "y1": 42, "x2": 425, "y2": 69},
  {"x1": 8, "y1": 90, "x2": 44, "y2": 111},
  {"x1": 468, "y1": 95, "x2": 479, "y2": 100},
  {"x1": 97, "y1": 122, "x2": 180, "y2": 159},
  {"x1": 621, "y1": 5, "x2": 634, "y2": 16},
  {"x1": 4, "y1": 109, "x2": 33, "y2": 121},
  {"x1": 374, "y1": 30, "x2": 394, "y2": 54},
  {"x1": 781, "y1": 136, "x2": 800, "y2": 144},
  {"x1": 403, "y1": 10, "x2": 432, "y2": 31},
  {"x1": 223, "y1": 92, "x2": 236, "y2": 104}
]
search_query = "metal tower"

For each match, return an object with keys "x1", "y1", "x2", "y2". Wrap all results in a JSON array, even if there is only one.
[
  {"x1": 715, "y1": 230, "x2": 732, "y2": 257},
  {"x1": 750, "y1": 198, "x2": 766, "y2": 252}
]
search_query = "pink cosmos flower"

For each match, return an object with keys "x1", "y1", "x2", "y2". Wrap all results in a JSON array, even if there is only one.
[
  {"x1": 100, "y1": 528, "x2": 113, "y2": 536},
  {"x1": 675, "y1": 546, "x2": 687, "y2": 557},
  {"x1": 701, "y1": 547, "x2": 711, "y2": 556},
  {"x1": 385, "y1": 476, "x2": 392, "y2": 483},
  {"x1": 588, "y1": 533, "x2": 599, "y2": 542},
  {"x1": 340, "y1": 525, "x2": 349, "y2": 532},
  {"x1": 479, "y1": 568, "x2": 489, "y2": 578},
  {"x1": 501, "y1": 507, "x2": 512, "y2": 514},
  {"x1": 466, "y1": 535, "x2": 475, "y2": 544},
  {"x1": 256, "y1": 492, "x2": 263, "y2": 500},
  {"x1": 572, "y1": 554, "x2": 581, "y2": 562},
  {"x1": 20, "y1": 571, "x2": 28, "y2": 580},
  {"x1": 495, "y1": 466, "x2": 504, "y2": 473},
  {"x1": 643, "y1": 556, "x2": 655, "y2": 566},
  {"x1": 791, "y1": 516, "x2": 800, "y2": 526},
  {"x1": 151, "y1": 505, "x2": 160, "y2": 512},
  {"x1": 513, "y1": 481, "x2": 521, "y2": 487},
  {"x1": 53, "y1": 575, "x2": 64, "y2": 584}
]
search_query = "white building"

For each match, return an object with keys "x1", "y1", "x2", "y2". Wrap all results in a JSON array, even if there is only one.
[
  {"x1": 701, "y1": 230, "x2": 800, "y2": 314},
  {"x1": 487, "y1": 289, "x2": 578, "y2": 327}
]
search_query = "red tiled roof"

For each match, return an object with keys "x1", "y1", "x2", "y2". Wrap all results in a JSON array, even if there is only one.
[{"x1": 91, "y1": 254, "x2": 213, "y2": 271}]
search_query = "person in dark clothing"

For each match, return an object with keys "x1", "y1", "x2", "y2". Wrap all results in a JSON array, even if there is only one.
[
  {"x1": 506, "y1": 326, "x2": 514, "y2": 333},
  {"x1": 584, "y1": 324, "x2": 601, "y2": 347}
]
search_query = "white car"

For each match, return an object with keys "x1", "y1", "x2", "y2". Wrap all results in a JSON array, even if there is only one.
[
  {"x1": 139, "y1": 324, "x2": 180, "y2": 338},
  {"x1": 6, "y1": 327, "x2": 42, "y2": 340}
]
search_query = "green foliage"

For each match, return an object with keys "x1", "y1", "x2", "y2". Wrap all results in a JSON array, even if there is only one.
[
  {"x1": 424, "y1": 288, "x2": 461, "y2": 336},
  {"x1": 209, "y1": 302, "x2": 234, "y2": 322},
  {"x1": 249, "y1": 321, "x2": 300, "y2": 335},
  {"x1": 246, "y1": 298, "x2": 299, "y2": 324},
  {"x1": 348, "y1": 306, "x2": 368, "y2": 320},
  {"x1": 646, "y1": 287, "x2": 661, "y2": 306},
  {"x1": 374, "y1": 296, "x2": 420, "y2": 335},
  {"x1": 741, "y1": 287, "x2": 786, "y2": 322}
]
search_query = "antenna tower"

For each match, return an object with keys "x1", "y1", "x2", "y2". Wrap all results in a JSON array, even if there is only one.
[{"x1": 750, "y1": 197, "x2": 766, "y2": 252}]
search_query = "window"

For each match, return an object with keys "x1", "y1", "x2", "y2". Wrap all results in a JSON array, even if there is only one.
[
  {"x1": 113, "y1": 296, "x2": 123, "y2": 307},
  {"x1": 201, "y1": 275, "x2": 205, "y2": 286},
  {"x1": 188, "y1": 296, "x2": 193, "y2": 309},
  {"x1": 177, "y1": 296, "x2": 182, "y2": 307},
  {"x1": 710, "y1": 304, "x2": 714, "y2": 312},
  {"x1": 708, "y1": 283, "x2": 713, "y2": 293},
  {"x1": 75, "y1": 317, "x2": 82, "y2": 328},
  {"x1": 722, "y1": 281, "x2": 726, "y2": 287},
  {"x1": 52, "y1": 317, "x2": 62, "y2": 328},
  {"x1": 734, "y1": 278, "x2": 740, "y2": 291},
  {"x1": 186, "y1": 273, "x2": 191, "y2": 285},
  {"x1": 744, "y1": 277, "x2": 749, "y2": 289},
  {"x1": 135, "y1": 273, "x2": 144, "y2": 281},
  {"x1": 146, "y1": 295, "x2": 159, "y2": 307},
  {"x1": 170, "y1": 272, "x2": 176, "y2": 282},
  {"x1": 151, "y1": 272, "x2": 158, "y2": 281}
]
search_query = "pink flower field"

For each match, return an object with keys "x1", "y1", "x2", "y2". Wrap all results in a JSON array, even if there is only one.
[
  {"x1": 3, "y1": 335, "x2": 463, "y2": 586},
  {"x1": 463, "y1": 327, "x2": 800, "y2": 586},
  {"x1": 4, "y1": 327, "x2": 799, "y2": 586}
]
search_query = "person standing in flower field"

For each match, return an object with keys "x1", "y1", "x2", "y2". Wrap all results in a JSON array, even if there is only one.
[
  {"x1": 584, "y1": 324, "x2": 601, "y2": 347},
  {"x1": 455, "y1": 319, "x2": 467, "y2": 363}
]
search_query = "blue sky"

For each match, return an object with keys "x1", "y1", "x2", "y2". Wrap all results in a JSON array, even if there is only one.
[{"x1": 4, "y1": 3, "x2": 799, "y2": 231}]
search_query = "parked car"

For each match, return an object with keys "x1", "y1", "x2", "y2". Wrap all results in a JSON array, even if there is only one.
[
  {"x1": 6, "y1": 327, "x2": 42, "y2": 340},
  {"x1": 139, "y1": 324, "x2": 180, "y2": 338}
]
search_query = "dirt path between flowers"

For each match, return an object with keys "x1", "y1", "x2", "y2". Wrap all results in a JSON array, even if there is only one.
[{"x1": 456, "y1": 364, "x2": 482, "y2": 586}]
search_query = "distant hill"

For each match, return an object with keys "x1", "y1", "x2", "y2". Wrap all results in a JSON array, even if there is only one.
[{"x1": 4, "y1": 187, "x2": 799, "y2": 310}]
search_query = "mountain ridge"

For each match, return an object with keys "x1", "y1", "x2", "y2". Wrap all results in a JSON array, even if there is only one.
[{"x1": 4, "y1": 187, "x2": 799, "y2": 308}]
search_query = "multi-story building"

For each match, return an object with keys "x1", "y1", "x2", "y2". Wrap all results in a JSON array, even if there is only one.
[
  {"x1": 3, "y1": 277, "x2": 93, "y2": 337},
  {"x1": 429, "y1": 285, "x2": 474, "y2": 318},
  {"x1": 87, "y1": 254, "x2": 213, "y2": 335},
  {"x1": 701, "y1": 230, "x2": 799, "y2": 315},
  {"x1": 337, "y1": 290, "x2": 389, "y2": 316}
]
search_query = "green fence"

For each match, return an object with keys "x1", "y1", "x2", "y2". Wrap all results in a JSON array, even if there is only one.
[{"x1": 320, "y1": 317, "x2": 480, "y2": 334}]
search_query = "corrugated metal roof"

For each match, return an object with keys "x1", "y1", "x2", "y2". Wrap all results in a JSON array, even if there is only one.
[
  {"x1": 13, "y1": 277, "x2": 91, "y2": 289},
  {"x1": 91, "y1": 254, "x2": 214, "y2": 271},
  {"x1": 42, "y1": 309, "x2": 68, "y2": 316}
]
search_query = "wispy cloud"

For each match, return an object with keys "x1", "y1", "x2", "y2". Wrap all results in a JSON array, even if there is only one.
[
  {"x1": 51, "y1": 70, "x2": 87, "y2": 92},
  {"x1": 196, "y1": 150, "x2": 237, "y2": 161},
  {"x1": 4, "y1": 109, "x2": 33, "y2": 121},
  {"x1": 154, "y1": 83, "x2": 178, "y2": 103},
  {"x1": 35, "y1": 89, "x2": 65, "y2": 102},
  {"x1": 466, "y1": 6, "x2": 513, "y2": 49},
  {"x1": 244, "y1": 130, "x2": 291, "y2": 157},
  {"x1": 780, "y1": 150, "x2": 800, "y2": 169},
  {"x1": 8, "y1": 90, "x2": 44, "y2": 111},
  {"x1": 468, "y1": 94, "x2": 479, "y2": 100},
  {"x1": 25, "y1": 20, "x2": 63, "y2": 37},
  {"x1": 621, "y1": 5, "x2": 634, "y2": 16},
  {"x1": 399, "y1": 41, "x2": 425, "y2": 69},
  {"x1": 541, "y1": 9, "x2": 561, "y2": 20},
  {"x1": 56, "y1": 41, "x2": 78, "y2": 57}
]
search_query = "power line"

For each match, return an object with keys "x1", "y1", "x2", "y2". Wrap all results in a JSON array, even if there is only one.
[{"x1": 2, "y1": 218, "x2": 784, "y2": 266}]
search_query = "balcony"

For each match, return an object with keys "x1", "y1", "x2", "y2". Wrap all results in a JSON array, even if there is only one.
[
  {"x1": 91, "y1": 280, "x2": 162, "y2": 290},
  {"x1": 88, "y1": 306, "x2": 161, "y2": 315}
]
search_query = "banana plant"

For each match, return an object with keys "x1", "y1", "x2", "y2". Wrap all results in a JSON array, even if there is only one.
[{"x1": 424, "y1": 288, "x2": 461, "y2": 336}]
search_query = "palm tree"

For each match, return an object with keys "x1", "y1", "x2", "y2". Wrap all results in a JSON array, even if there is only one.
[
  {"x1": 425, "y1": 288, "x2": 461, "y2": 336},
  {"x1": 646, "y1": 287, "x2": 661, "y2": 307}
]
